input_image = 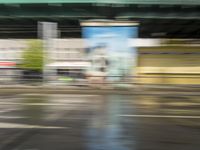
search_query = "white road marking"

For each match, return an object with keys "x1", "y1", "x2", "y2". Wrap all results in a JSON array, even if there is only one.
[
  {"x1": 0, "y1": 116, "x2": 25, "y2": 119},
  {"x1": 0, "y1": 102, "x2": 81, "y2": 106},
  {"x1": 0, "y1": 108, "x2": 19, "y2": 113},
  {"x1": 0, "y1": 122, "x2": 68, "y2": 129},
  {"x1": 118, "y1": 114, "x2": 200, "y2": 119}
]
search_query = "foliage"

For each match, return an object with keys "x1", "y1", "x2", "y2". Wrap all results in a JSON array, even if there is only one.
[{"x1": 20, "y1": 40, "x2": 43, "y2": 72}]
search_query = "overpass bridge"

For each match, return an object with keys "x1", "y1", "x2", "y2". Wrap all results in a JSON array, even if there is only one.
[{"x1": 0, "y1": 0, "x2": 200, "y2": 38}]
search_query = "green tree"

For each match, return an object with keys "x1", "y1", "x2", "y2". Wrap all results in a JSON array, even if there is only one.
[{"x1": 21, "y1": 40, "x2": 44, "y2": 72}]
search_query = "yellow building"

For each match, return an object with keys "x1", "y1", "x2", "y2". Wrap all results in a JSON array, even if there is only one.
[{"x1": 136, "y1": 42, "x2": 200, "y2": 85}]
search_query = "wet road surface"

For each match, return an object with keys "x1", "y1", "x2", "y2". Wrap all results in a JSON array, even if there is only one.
[{"x1": 0, "y1": 94, "x2": 199, "y2": 150}]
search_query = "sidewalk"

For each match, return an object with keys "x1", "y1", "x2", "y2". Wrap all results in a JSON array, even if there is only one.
[{"x1": 0, "y1": 84, "x2": 200, "y2": 95}]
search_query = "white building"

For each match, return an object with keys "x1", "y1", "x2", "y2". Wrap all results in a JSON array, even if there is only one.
[{"x1": 0, "y1": 40, "x2": 27, "y2": 83}]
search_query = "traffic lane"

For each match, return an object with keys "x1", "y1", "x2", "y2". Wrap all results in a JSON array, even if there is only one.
[
  {"x1": 0, "y1": 94, "x2": 199, "y2": 150},
  {"x1": 121, "y1": 117, "x2": 200, "y2": 150},
  {"x1": 120, "y1": 95, "x2": 200, "y2": 150},
  {"x1": 0, "y1": 94, "x2": 100, "y2": 150},
  {"x1": 85, "y1": 95, "x2": 200, "y2": 150}
]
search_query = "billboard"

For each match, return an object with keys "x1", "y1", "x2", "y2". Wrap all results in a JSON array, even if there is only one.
[{"x1": 82, "y1": 20, "x2": 138, "y2": 82}]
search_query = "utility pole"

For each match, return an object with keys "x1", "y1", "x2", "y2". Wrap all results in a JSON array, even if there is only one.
[{"x1": 38, "y1": 22, "x2": 58, "y2": 84}]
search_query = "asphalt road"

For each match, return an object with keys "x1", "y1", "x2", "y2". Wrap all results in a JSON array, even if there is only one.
[{"x1": 0, "y1": 94, "x2": 199, "y2": 150}]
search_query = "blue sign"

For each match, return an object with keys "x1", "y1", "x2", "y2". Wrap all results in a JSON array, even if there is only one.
[{"x1": 82, "y1": 25, "x2": 138, "y2": 81}]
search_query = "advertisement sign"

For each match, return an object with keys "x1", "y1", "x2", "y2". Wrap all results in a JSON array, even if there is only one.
[{"x1": 82, "y1": 20, "x2": 138, "y2": 81}]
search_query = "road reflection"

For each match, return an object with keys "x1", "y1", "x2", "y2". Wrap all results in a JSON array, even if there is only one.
[{"x1": 86, "y1": 95, "x2": 132, "y2": 150}]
